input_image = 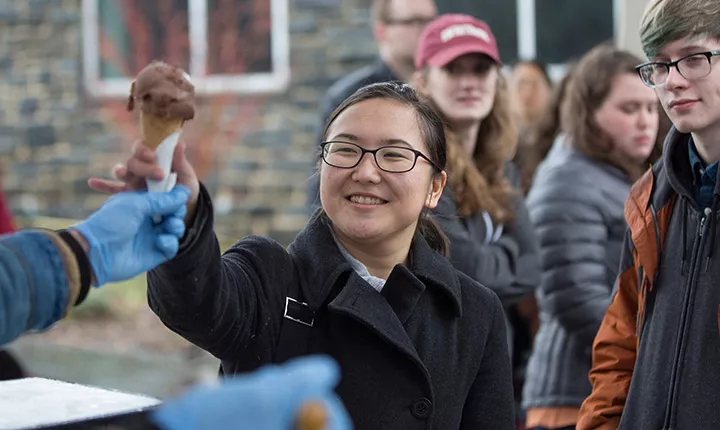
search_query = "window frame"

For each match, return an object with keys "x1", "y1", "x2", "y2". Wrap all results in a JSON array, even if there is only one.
[
  {"x1": 81, "y1": 0, "x2": 290, "y2": 97},
  {"x1": 515, "y1": 0, "x2": 620, "y2": 80}
]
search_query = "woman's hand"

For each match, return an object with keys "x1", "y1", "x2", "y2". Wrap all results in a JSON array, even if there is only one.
[{"x1": 88, "y1": 141, "x2": 200, "y2": 225}]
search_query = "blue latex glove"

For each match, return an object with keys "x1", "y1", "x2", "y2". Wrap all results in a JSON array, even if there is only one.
[
  {"x1": 71, "y1": 185, "x2": 190, "y2": 286},
  {"x1": 152, "y1": 355, "x2": 352, "y2": 430}
]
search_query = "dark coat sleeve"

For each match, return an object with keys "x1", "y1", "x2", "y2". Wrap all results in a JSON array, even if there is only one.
[
  {"x1": 431, "y1": 185, "x2": 540, "y2": 307},
  {"x1": 527, "y1": 166, "x2": 613, "y2": 338},
  {"x1": 461, "y1": 288, "x2": 515, "y2": 429},
  {"x1": 147, "y1": 184, "x2": 292, "y2": 361}
]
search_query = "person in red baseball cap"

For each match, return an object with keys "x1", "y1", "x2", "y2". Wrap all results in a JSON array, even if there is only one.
[{"x1": 413, "y1": 13, "x2": 541, "y2": 430}]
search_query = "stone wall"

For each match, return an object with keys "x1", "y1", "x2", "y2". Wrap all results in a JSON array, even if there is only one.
[{"x1": 0, "y1": 0, "x2": 377, "y2": 245}]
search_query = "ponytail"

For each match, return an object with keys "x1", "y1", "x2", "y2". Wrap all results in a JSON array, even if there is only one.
[{"x1": 416, "y1": 213, "x2": 450, "y2": 257}]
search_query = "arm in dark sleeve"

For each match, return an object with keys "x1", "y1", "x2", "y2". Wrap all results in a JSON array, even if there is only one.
[
  {"x1": 528, "y1": 171, "x2": 612, "y2": 339},
  {"x1": 0, "y1": 231, "x2": 79, "y2": 346},
  {"x1": 147, "y1": 184, "x2": 290, "y2": 361},
  {"x1": 431, "y1": 190, "x2": 526, "y2": 306},
  {"x1": 460, "y1": 291, "x2": 515, "y2": 429}
]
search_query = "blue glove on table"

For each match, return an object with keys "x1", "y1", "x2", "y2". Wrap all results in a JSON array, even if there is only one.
[
  {"x1": 71, "y1": 186, "x2": 190, "y2": 286},
  {"x1": 152, "y1": 355, "x2": 352, "y2": 430}
]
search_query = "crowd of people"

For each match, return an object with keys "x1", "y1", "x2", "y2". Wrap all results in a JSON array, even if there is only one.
[{"x1": 2, "y1": 0, "x2": 720, "y2": 428}]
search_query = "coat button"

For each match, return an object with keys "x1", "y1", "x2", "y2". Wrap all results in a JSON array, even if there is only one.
[{"x1": 411, "y1": 398, "x2": 432, "y2": 419}]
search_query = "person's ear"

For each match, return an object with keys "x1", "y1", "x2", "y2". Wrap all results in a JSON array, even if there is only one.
[
  {"x1": 411, "y1": 70, "x2": 426, "y2": 92},
  {"x1": 373, "y1": 22, "x2": 386, "y2": 43},
  {"x1": 425, "y1": 171, "x2": 447, "y2": 209}
]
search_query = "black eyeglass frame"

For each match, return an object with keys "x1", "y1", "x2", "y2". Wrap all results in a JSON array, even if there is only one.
[
  {"x1": 320, "y1": 141, "x2": 442, "y2": 173},
  {"x1": 635, "y1": 50, "x2": 720, "y2": 88}
]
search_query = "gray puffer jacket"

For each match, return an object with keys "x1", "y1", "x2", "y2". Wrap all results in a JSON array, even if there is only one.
[{"x1": 522, "y1": 138, "x2": 632, "y2": 409}]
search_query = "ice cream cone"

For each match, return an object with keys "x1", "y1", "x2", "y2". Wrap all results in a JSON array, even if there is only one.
[
  {"x1": 141, "y1": 113, "x2": 184, "y2": 150},
  {"x1": 127, "y1": 61, "x2": 194, "y2": 212}
]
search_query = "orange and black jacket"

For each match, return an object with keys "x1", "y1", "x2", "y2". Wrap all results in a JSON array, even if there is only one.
[{"x1": 579, "y1": 128, "x2": 720, "y2": 429}]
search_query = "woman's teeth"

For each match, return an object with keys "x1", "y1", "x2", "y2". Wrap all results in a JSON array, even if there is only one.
[{"x1": 349, "y1": 195, "x2": 385, "y2": 205}]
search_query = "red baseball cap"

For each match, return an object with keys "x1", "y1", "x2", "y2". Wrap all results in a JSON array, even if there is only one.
[{"x1": 415, "y1": 14, "x2": 502, "y2": 70}]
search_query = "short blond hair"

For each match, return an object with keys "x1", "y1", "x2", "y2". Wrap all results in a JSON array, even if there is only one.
[{"x1": 640, "y1": 0, "x2": 720, "y2": 58}]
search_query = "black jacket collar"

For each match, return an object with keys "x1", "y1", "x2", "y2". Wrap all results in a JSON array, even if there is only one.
[{"x1": 287, "y1": 215, "x2": 463, "y2": 317}]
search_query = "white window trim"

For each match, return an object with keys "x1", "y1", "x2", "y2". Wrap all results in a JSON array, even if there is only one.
[
  {"x1": 82, "y1": 0, "x2": 290, "y2": 97},
  {"x1": 515, "y1": 0, "x2": 619, "y2": 81}
]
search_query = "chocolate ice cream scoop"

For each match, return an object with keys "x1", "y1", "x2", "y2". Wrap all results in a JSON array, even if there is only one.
[{"x1": 127, "y1": 61, "x2": 195, "y2": 120}]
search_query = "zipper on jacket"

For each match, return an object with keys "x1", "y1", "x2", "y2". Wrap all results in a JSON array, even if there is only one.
[
  {"x1": 636, "y1": 266, "x2": 644, "y2": 337},
  {"x1": 662, "y1": 210, "x2": 710, "y2": 429},
  {"x1": 650, "y1": 204, "x2": 662, "y2": 267}
]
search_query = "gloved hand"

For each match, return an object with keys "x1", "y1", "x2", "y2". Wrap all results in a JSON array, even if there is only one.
[
  {"x1": 71, "y1": 185, "x2": 190, "y2": 286},
  {"x1": 152, "y1": 355, "x2": 353, "y2": 430}
]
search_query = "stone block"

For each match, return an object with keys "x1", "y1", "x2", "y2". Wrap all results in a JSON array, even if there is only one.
[
  {"x1": 19, "y1": 97, "x2": 38, "y2": 118},
  {"x1": 7, "y1": 74, "x2": 26, "y2": 86},
  {"x1": 324, "y1": 27, "x2": 373, "y2": 48},
  {"x1": 227, "y1": 160, "x2": 260, "y2": 172},
  {"x1": 243, "y1": 129, "x2": 292, "y2": 148},
  {"x1": 270, "y1": 159, "x2": 313, "y2": 171},
  {"x1": 336, "y1": 48, "x2": 377, "y2": 65},
  {"x1": 289, "y1": 15, "x2": 318, "y2": 34},
  {"x1": 52, "y1": 152, "x2": 91, "y2": 165},
  {"x1": 25, "y1": 125, "x2": 56, "y2": 148},
  {"x1": 0, "y1": 9, "x2": 18, "y2": 23},
  {"x1": 58, "y1": 59, "x2": 78, "y2": 76},
  {"x1": 0, "y1": 56, "x2": 13, "y2": 73},
  {"x1": 49, "y1": 8, "x2": 78, "y2": 24},
  {"x1": 39, "y1": 71, "x2": 51, "y2": 85},
  {"x1": 0, "y1": 135, "x2": 18, "y2": 153},
  {"x1": 294, "y1": 0, "x2": 342, "y2": 9},
  {"x1": 73, "y1": 177, "x2": 89, "y2": 193}
]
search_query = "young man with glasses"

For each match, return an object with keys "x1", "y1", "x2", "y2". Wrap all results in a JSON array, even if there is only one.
[
  {"x1": 578, "y1": 0, "x2": 720, "y2": 429},
  {"x1": 308, "y1": 0, "x2": 437, "y2": 211}
]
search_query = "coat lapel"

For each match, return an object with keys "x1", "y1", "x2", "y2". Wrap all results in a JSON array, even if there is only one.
[{"x1": 328, "y1": 271, "x2": 424, "y2": 367}]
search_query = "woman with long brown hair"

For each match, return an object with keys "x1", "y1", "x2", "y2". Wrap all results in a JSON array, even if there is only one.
[
  {"x1": 522, "y1": 43, "x2": 662, "y2": 430},
  {"x1": 411, "y1": 14, "x2": 541, "y2": 425},
  {"x1": 412, "y1": 13, "x2": 539, "y2": 331}
]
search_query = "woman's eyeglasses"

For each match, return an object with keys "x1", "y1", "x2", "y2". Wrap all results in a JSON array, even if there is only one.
[{"x1": 320, "y1": 141, "x2": 440, "y2": 173}]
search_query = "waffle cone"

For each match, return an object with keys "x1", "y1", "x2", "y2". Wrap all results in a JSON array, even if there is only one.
[{"x1": 141, "y1": 113, "x2": 184, "y2": 149}]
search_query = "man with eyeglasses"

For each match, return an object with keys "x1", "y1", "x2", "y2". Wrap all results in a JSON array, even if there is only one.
[
  {"x1": 308, "y1": 0, "x2": 437, "y2": 212},
  {"x1": 578, "y1": 0, "x2": 720, "y2": 429}
]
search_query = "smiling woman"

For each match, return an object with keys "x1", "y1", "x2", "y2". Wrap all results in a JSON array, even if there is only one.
[
  {"x1": 318, "y1": 88, "x2": 447, "y2": 266},
  {"x1": 98, "y1": 81, "x2": 517, "y2": 429}
]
